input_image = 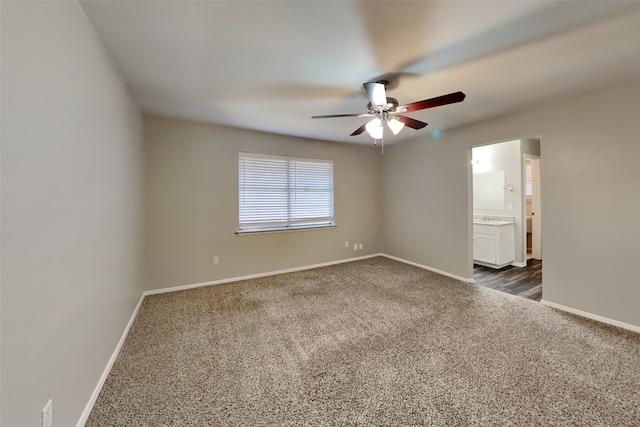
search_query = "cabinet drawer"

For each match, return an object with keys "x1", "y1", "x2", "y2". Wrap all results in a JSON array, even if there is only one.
[{"x1": 473, "y1": 224, "x2": 498, "y2": 235}]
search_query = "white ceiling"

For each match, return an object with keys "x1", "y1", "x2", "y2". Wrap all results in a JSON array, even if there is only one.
[{"x1": 80, "y1": 1, "x2": 640, "y2": 145}]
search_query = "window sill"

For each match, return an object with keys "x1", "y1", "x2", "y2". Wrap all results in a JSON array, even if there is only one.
[{"x1": 236, "y1": 224, "x2": 337, "y2": 236}]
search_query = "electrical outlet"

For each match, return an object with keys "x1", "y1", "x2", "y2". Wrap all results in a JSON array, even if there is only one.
[
  {"x1": 359, "y1": 243, "x2": 363, "y2": 250},
  {"x1": 344, "y1": 241, "x2": 349, "y2": 248},
  {"x1": 353, "y1": 243, "x2": 357, "y2": 251},
  {"x1": 213, "y1": 256, "x2": 219, "y2": 265},
  {"x1": 42, "y1": 399, "x2": 52, "y2": 427}
]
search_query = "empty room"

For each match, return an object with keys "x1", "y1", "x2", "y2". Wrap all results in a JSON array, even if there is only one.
[{"x1": 2, "y1": 1, "x2": 640, "y2": 426}]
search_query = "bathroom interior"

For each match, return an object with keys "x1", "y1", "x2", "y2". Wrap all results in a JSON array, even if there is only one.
[{"x1": 471, "y1": 138, "x2": 541, "y2": 300}]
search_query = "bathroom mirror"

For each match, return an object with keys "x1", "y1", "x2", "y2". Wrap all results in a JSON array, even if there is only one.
[{"x1": 473, "y1": 171, "x2": 505, "y2": 209}]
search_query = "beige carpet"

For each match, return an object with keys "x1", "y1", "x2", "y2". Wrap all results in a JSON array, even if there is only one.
[{"x1": 87, "y1": 257, "x2": 640, "y2": 426}]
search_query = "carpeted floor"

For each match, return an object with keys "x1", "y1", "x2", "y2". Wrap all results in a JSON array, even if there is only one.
[{"x1": 87, "y1": 257, "x2": 640, "y2": 426}]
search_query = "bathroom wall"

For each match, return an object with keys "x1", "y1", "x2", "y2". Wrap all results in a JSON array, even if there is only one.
[{"x1": 521, "y1": 139, "x2": 541, "y2": 156}]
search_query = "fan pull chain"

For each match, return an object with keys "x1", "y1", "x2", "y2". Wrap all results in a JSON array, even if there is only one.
[{"x1": 373, "y1": 137, "x2": 384, "y2": 154}]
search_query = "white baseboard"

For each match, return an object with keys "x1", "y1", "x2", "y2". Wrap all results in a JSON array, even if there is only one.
[
  {"x1": 382, "y1": 254, "x2": 474, "y2": 283},
  {"x1": 541, "y1": 299, "x2": 640, "y2": 334},
  {"x1": 145, "y1": 253, "x2": 383, "y2": 296},
  {"x1": 511, "y1": 261, "x2": 528, "y2": 268},
  {"x1": 76, "y1": 293, "x2": 146, "y2": 427}
]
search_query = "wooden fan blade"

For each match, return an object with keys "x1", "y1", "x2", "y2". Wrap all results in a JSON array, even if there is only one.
[
  {"x1": 312, "y1": 113, "x2": 368, "y2": 119},
  {"x1": 396, "y1": 115, "x2": 428, "y2": 130},
  {"x1": 399, "y1": 91, "x2": 466, "y2": 113},
  {"x1": 350, "y1": 123, "x2": 367, "y2": 136}
]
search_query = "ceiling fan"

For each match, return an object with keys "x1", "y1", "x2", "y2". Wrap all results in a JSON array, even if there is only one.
[{"x1": 312, "y1": 80, "x2": 466, "y2": 141}]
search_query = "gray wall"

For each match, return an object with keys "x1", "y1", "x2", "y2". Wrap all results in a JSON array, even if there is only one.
[
  {"x1": 382, "y1": 129, "x2": 472, "y2": 278},
  {"x1": 383, "y1": 77, "x2": 640, "y2": 328},
  {"x1": 1, "y1": 2, "x2": 145, "y2": 426},
  {"x1": 145, "y1": 116, "x2": 382, "y2": 290}
]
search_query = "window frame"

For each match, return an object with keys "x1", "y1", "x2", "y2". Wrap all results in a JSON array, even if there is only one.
[{"x1": 237, "y1": 152, "x2": 335, "y2": 234}]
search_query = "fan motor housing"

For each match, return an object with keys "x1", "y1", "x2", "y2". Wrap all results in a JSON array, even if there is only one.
[{"x1": 367, "y1": 97, "x2": 398, "y2": 114}]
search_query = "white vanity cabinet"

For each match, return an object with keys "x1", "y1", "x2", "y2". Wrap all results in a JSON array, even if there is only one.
[{"x1": 473, "y1": 223, "x2": 515, "y2": 268}]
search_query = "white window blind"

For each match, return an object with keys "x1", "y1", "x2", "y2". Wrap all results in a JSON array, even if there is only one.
[
  {"x1": 525, "y1": 163, "x2": 533, "y2": 199},
  {"x1": 238, "y1": 153, "x2": 334, "y2": 232}
]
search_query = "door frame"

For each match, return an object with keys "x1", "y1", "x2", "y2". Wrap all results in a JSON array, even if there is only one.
[{"x1": 523, "y1": 154, "x2": 541, "y2": 260}]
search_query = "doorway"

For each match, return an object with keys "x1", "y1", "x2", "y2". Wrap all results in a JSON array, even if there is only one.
[{"x1": 471, "y1": 137, "x2": 542, "y2": 301}]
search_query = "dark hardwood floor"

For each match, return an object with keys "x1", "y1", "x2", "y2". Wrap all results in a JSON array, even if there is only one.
[{"x1": 473, "y1": 260, "x2": 542, "y2": 302}]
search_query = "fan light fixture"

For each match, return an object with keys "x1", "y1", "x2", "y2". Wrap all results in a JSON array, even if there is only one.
[
  {"x1": 387, "y1": 118, "x2": 405, "y2": 135},
  {"x1": 365, "y1": 117, "x2": 405, "y2": 139},
  {"x1": 365, "y1": 118, "x2": 383, "y2": 139}
]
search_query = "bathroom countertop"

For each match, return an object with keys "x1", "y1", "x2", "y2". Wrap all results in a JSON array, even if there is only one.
[
  {"x1": 473, "y1": 220, "x2": 514, "y2": 226},
  {"x1": 473, "y1": 215, "x2": 515, "y2": 226}
]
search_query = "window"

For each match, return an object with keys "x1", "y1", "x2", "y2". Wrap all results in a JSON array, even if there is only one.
[
  {"x1": 238, "y1": 153, "x2": 334, "y2": 232},
  {"x1": 525, "y1": 162, "x2": 533, "y2": 201}
]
